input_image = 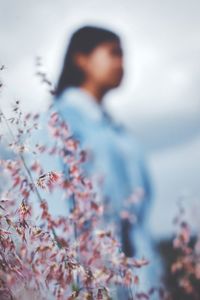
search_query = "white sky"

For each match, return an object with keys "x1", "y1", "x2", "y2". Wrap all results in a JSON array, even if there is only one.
[{"x1": 0, "y1": 0, "x2": 200, "y2": 238}]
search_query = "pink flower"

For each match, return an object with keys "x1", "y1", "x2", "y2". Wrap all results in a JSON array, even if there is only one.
[{"x1": 36, "y1": 171, "x2": 62, "y2": 190}]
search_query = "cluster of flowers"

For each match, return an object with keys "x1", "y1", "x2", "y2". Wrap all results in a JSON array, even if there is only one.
[
  {"x1": 171, "y1": 200, "x2": 200, "y2": 299},
  {"x1": 0, "y1": 97, "x2": 153, "y2": 300}
]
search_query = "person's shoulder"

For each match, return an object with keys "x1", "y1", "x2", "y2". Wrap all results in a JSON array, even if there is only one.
[
  {"x1": 48, "y1": 93, "x2": 89, "y2": 143},
  {"x1": 53, "y1": 87, "x2": 82, "y2": 110},
  {"x1": 52, "y1": 89, "x2": 85, "y2": 122}
]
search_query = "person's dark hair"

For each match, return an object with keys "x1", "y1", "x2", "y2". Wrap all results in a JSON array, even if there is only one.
[{"x1": 54, "y1": 25, "x2": 120, "y2": 98}]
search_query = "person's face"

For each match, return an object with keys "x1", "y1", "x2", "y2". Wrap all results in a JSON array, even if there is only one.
[{"x1": 75, "y1": 40, "x2": 124, "y2": 89}]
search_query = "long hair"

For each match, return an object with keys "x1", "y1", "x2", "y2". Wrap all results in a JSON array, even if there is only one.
[{"x1": 54, "y1": 25, "x2": 120, "y2": 98}]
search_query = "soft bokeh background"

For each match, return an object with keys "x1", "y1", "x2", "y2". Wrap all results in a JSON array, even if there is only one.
[{"x1": 1, "y1": 0, "x2": 200, "y2": 239}]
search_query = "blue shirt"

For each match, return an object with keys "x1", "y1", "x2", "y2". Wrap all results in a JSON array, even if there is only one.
[
  {"x1": 27, "y1": 86, "x2": 153, "y2": 232},
  {"x1": 52, "y1": 87, "x2": 153, "y2": 231},
  {"x1": 53, "y1": 87, "x2": 160, "y2": 290}
]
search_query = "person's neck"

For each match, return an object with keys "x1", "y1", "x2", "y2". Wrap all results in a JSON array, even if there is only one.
[{"x1": 79, "y1": 82, "x2": 107, "y2": 104}]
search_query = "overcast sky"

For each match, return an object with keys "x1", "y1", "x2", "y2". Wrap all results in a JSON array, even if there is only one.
[{"x1": 1, "y1": 0, "x2": 200, "y2": 238}]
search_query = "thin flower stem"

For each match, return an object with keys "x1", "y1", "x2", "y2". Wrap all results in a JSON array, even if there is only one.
[{"x1": 71, "y1": 193, "x2": 81, "y2": 288}]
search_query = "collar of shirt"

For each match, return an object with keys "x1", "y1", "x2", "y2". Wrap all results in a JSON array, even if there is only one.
[
  {"x1": 58, "y1": 86, "x2": 125, "y2": 132},
  {"x1": 58, "y1": 86, "x2": 105, "y2": 123}
]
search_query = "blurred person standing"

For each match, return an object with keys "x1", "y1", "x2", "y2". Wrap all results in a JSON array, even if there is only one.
[{"x1": 44, "y1": 26, "x2": 161, "y2": 298}]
